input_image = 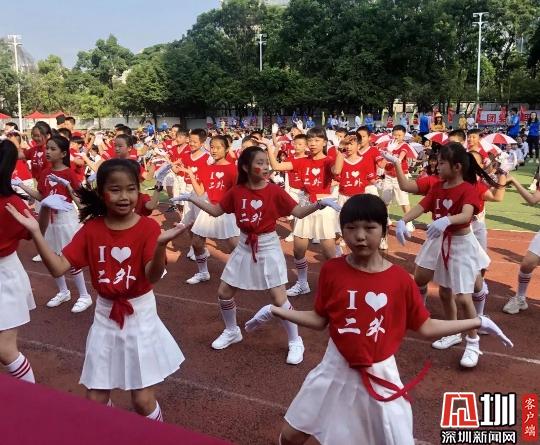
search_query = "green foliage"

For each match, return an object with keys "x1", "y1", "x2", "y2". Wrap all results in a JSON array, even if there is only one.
[{"x1": 0, "y1": 40, "x2": 19, "y2": 114}]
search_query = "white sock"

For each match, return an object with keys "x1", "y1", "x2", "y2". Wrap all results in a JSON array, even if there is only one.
[
  {"x1": 219, "y1": 298, "x2": 237, "y2": 331},
  {"x1": 517, "y1": 271, "x2": 532, "y2": 297},
  {"x1": 294, "y1": 258, "x2": 308, "y2": 285},
  {"x1": 279, "y1": 300, "x2": 299, "y2": 343},
  {"x1": 146, "y1": 401, "x2": 163, "y2": 422},
  {"x1": 55, "y1": 275, "x2": 69, "y2": 294},
  {"x1": 6, "y1": 353, "x2": 35, "y2": 383},
  {"x1": 195, "y1": 254, "x2": 209, "y2": 274},
  {"x1": 71, "y1": 270, "x2": 90, "y2": 298},
  {"x1": 472, "y1": 289, "x2": 487, "y2": 316}
]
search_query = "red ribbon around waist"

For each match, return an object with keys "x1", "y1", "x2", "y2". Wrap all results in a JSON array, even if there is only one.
[
  {"x1": 108, "y1": 298, "x2": 135, "y2": 329},
  {"x1": 357, "y1": 360, "x2": 431, "y2": 403},
  {"x1": 245, "y1": 232, "x2": 259, "y2": 263},
  {"x1": 441, "y1": 231, "x2": 453, "y2": 269}
]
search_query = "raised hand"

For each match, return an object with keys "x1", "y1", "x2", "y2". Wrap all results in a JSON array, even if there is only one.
[{"x1": 157, "y1": 223, "x2": 191, "y2": 245}]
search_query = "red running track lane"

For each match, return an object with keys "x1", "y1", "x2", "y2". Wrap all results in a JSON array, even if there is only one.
[{"x1": 6, "y1": 206, "x2": 540, "y2": 444}]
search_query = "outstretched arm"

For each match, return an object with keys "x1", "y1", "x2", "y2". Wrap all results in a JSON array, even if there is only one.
[
  {"x1": 507, "y1": 175, "x2": 540, "y2": 205},
  {"x1": 271, "y1": 307, "x2": 328, "y2": 330}
]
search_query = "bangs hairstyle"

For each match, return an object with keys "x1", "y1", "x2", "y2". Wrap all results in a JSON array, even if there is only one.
[
  {"x1": 339, "y1": 194, "x2": 388, "y2": 236},
  {"x1": 33, "y1": 121, "x2": 52, "y2": 138},
  {"x1": 448, "y1": 129, "x2": 466, "y2": 142},
  {"x1": 190, "y1": 128, "x2": 208, "y2": 141},
  {"x1": 77, "y1": 159, "x2": 140, "y2": 222},
  {"x1": 48, "y1": 135, "x2": 71, "y2": 168},
  {"x1": 211, "y1": 135, "x2": 230, "y2": 150},
  {"x1": 237, "y1": 146, "x2": 265, "y2": 184},
  {"x1": 0, "y1": 139, "x2": 20, "y2": 197},
  {"x1": 115, "y1": 134, "x2": 133, "y2": 147},
  {"x1": 306, "y1": 127, "x2": 328, "y2": 141},
  {"x1": 392, "y1": 124, "x2": 406, "y2": 133}
]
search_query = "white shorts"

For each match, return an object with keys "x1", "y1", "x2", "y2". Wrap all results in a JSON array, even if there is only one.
[
  {"x1": 293, "y1": 205, "x2": 339, "y2": 240},
  {"x1": 381, "y1": 176, "x2": 410, "y2": 206},
  {"x1": 285, "y1": 339, "x2": 414, "y2": 445},
  {"x1": 80, "y1": 291, "x2": 184, "y2": 390},
  {"x1": 44, "y1": 207, "x2": 81, "y2": 254},
  {"x1": 180, "y1": 188, "x2": 205, "y2": 226},
  {"x1": 528, "y1": 230, "x2": 540, "y2": 257},
  {"x1": 221, "y1": 232, "x2": 288, "y2": 290},
  {"x1": 191, "y1": 209, "x2": 240, "y2": 239},
  {"x1": 0, "y1": 252, "x2": 36, "y2": 330}
]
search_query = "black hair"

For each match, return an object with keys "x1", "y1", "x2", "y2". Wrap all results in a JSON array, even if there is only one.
[
  {"x1": 392, "y1": 124, "x2": 406, "y2": 133},
  {"x1": 77, "y1": 159, "x2": 140, "y2": 222},
  {"x1": 171, "y1": 123, "x2": 181, "y2": 131},
  {"x1": 356, "y1": 125, "x2": 370, "y2": 135},
  {"x1": 306, "y1": 127, "x2": 328, "y2": 141},
  {"x1": 448, "y1": 129, "x2": 466, "y2": 142},
  {"x1": 336, "y1": 127, "x2": 348, "y2": 135},
  {"x1": 439, "y1": 142, "x2": 499, "y2": 187},
  {"x1": 115, "y1": 134, "x2": 133, "y2": 147},
  {"x1": 242, "y1": 135, "x2": 256, "y2": 145},
  {"x1": 58, "y1": 128, "x2": 72, "y2": 140},
  {"x1": 190, "y1": 128, "x2": 208, "y2": 141},
  {"x1": 33, "y1": 121, "x2": 52, "y2": 138},
  {"x1": 528, "y1": 112, "x2": 539, "y2": 124},
  {"x1": 114, "y1": 123, "x2": 124, "y2": 129},
  {"x1": 0, "y1": 139, "x2": 19, "y2": 197},
  {"x1": 511, "y1": 107, "x2": 518, "y2": 113},
  {"x1": 224, "y1": 134, "x2": 233, "y2": 145},
  {"x1": 48, "y1": 135, "x2": 71, "y2": 168},
  {"x1": 237, "y1": 146, "x2": 265, "y2": 184},
  {"x1": 71, "y1": 135, "x2": 84, "y2": 146},
  {"x1": 426, "y1": 153, "x2": 439, "y2": 176},
  {"x1": 5, "y1": 122, "x2": 18, "y2": 130},
  {"x1": 339, "y1": 194, "x2": 388, "y2": 236},
  {"x1": 293, "y1": 134, "x2": 307, "y2": 142},
  {"x1": 467, "y1": 129, "x2": 482, "y2": 136},
  {"x1": 210, "y1": 135, "x2": 230, "y2": 150},
  {"x1": 176, "y1": 128, "x2": 189, "y2": 137},
  {"x1": 56, "y1": 114, "x2": 66, "y2": 125},
  {"x1": 250, "y1": 130, "x2": 263, "y2": 138},
  {"x1": 65, "y1": 116, "x2": 75, "y2": 125},
  {"x1": 117, "y1": 125, "x2": 133, "y2": 136}
]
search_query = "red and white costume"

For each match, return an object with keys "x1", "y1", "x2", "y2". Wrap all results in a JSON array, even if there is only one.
[
  {"x1": 285, "y1": 258, "x2": 429, "y2": 445},
  {"x1": 191, "y1": 163, "x2": 240, "y2": 239},
  {"x1": 219, "y1": 183, "x2": 297, "y2": 290},
  {"x1": 284, "y1": 155, "x2": 308, "y2": 205},
  {"x1": 62, "y1": 216, "x2": 184, "y2": 390},
  {"x1": 25, "y1": 143, "x2": 50, "y2": 180},
  {"x1": 166, "y1": 144, "x2": 188, "y2": 193},
  {"x1": 381, "y1": 141, "x2": 412, "y2": 206},
  {"x1": 0, "y1": 195, "x2": 35, "y2": 331},
  {"x1": 178, "y1": 149, "x2": 211, "y2": 226}
]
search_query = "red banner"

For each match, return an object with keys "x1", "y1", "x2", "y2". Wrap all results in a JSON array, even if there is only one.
[{"x1": 522, "y1": 394, "x2": 538, "y2": 442}]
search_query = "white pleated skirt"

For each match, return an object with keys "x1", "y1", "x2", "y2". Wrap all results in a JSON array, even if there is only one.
[
  {"x1": 44, "y1": 207, "x2": 80, "y2": 254},
  {"x1": 286, "y1": 187, "x2": 308, "y2": 206},
  {"x1": 415, "y1": 236, "x2": 443, "y2": 271},
  {"x1": 191, "y1": 207, "x2": 240, "y2": 239},
  {"x1": 180, "y1": 189, "x2": 205, "y2": 226},
  {"x1": 80, "y1": 291, "x2": 185, "y2": 390},
  {"x1": 221, "y1": 232, "x2": 287, "y2": 290},
  {"x1": 433, "y1": 231, "x2": 490, "y2": 294},
  {"x1": 528, "y1": 230, "x2": 540, "y2": 257},
  {"x1": 0, "y1": 252, "x2": 35, "y2": 330},
  {"x1": 293, "y1": 206, "x2": 338, "y2": 240},
  {"x1": 471, "y1": 219, "x2": 488, "y2": 252},
  {"x1": 285, "y1": 339, "x2": 414, "y2": 445}
]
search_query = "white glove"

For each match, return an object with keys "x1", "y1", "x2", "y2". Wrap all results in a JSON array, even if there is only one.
[
  {"x1": 40, "y1": 194, "x2": 73, "y2": 212},
  {"x1": 272, "y1": 175, "x2": 284, "y2": 184},
  {"x1": 374, "y1": 180, "x2": 384, "y2": 191},
  {"x1": 47, "y1": 174, "x2": 70, "y2": 187},
  {"x1": 272, "y1": 123, "x2": 279, "y2": 135},
  {"x1": 296, "y1": 120, "x2": 304, "y2": 131},
  {"x1": 479, "y1": 315, "x2": 513, "y2": 348},
  {"x1": 382, "y1": 151, "x2": 399, "y2": 164},
  {"x1": 154, "y1": 163, "x2": 172, "y2": 184},
  {"x1": 170, "y1": 193, "x2": 191, "y2": 204},
  {"x1": 245, "y1": 304, "x2": 274, "y2": 332},
  {"x1": 317, "y1": 197, "x2": 341, "y2": 212},
  {"x1": 395, "y1": 219, "x2": 410, "y2": 246},
  {"x1": 11, "y1": 178, "x2": 23, "y2": 187},
  {"x1": 87, "y1": 173, "x2": 97, "y2": 183},
  {"x1": 426, "y1": 216, "x2": 451, "y2": 239}
]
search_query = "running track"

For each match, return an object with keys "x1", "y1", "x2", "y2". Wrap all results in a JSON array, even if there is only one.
[{"x1": 10, "y1": 205, "x2": 540, "y2": 444}]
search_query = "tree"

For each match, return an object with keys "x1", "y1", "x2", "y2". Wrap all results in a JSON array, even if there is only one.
[{"x1": 0, "y1": 40, "x2": 19, "y2": 115}]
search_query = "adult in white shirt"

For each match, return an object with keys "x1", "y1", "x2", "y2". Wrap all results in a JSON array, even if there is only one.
[{"x1": 467, "y1": 114, "x2": 476, "y2": 130}]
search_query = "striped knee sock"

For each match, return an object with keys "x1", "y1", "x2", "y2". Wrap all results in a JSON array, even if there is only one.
[
  {"x1": 6, "y1": 353, "x2": 35, "y2": 383},
  {"x1": 196, "y1": 254, "x2": 209, "y2": 274},
  {"x1": 219, "y1": 297, "x2": 237, "y2": 331},
  {"x1": 472, "y1": 289, "x2": 487, "y2": 316},
  {"x1": 294, "y1": 258, "x2": 308, "y2": 284},
  {"x1": 279, "y1": 300, "x2": 299, "y2": 342},
  {"x1": 517, "y1": 271, "x2": 533, "y2": 297},
  {"x1": 146, "y1": 401, "x2": 163, "y2": 422},
  {"x1": 71, "y1": 269, "x2": 90, "y2": 297}
]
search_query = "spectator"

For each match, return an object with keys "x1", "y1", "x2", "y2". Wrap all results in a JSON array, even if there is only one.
[
  {"x1": 430, "y1": 112, "x2": 446, "y2": 132},
  {"x1": 527, "y1": 111, "x2": 539, "y2": 164},
  {"x1": 507, "y1": 108, "x2": 520, "y2": 138},
  {"x1": 458, "y1": 112, "x2": 467, "y2": 130},
  {"x1": 419, "y1": 112, "x2": 430, "y2": 138},
  {"x1": 467, "y1": 113, "x2": 476, "y2": 130}
]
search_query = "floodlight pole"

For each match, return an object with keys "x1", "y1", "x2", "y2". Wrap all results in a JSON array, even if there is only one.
[
  {"x1": 256, "y1": 32, "x2": 267, "y2": 129},
  {"x1": 7, "y1": 34, "x2": 23, "y2": 130},
  {"x1": 473, "y1": 12, "x2": 488, "y2": 111}
]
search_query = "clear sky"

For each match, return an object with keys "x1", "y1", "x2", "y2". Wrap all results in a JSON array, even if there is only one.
[{"x1": 5, "y1": 0, "x2": 220, "y2": 67}]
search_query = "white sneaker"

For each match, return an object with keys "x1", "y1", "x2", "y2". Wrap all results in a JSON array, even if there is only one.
[
  {"x1": 460, "y1": 336, "x2": 482, "y2": 368},
  {"x1": 284, "y1": 233, "x2": 294, "y2": 242},
  {"x1": 286, "y1": 281, "x2": 311, "y2": 297},
  {"x1": 71, "y1": 296, "x2": 92, "y2": 313},
  {"x1": 379, "y1": 237, "x2": 388, "y2": 250},
  {"x1": 502, "y1": 295, "x2": 528, "y2": 314},
  {"x1": 32, "y1": 254, "x2": 42, "y2": 262},
  {"x1": 406, "y1": 221, "x2": 415, "y2": 233},
  {"x1": 311, "y1": 238, "x2": 320, "y2": 244},
  {"x1": 432, "y1": 333, "x2": 462, "y2": 350},
  {"x1": 211, "y1": 327, "x2": 243, "y2": 350},
  {"x1": 186, "y1": 272, "x2": 210, "y2": 284},
  {"x1": 46, "y1": 290, "x2": 71, "y2": 308},
  {"x1": 286, "y1": 337, "x2": 305, "y2": 365}
]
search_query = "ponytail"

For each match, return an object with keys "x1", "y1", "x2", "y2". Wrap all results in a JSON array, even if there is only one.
[{"x1": 77, "y1": 185, "x2": 107, "y2": 222}]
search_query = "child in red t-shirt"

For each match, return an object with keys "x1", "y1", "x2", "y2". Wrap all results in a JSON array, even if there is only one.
[
  {"x1": 396, "y1": 143, "x2": 501, "y2": 368},
  {"x1": 6, "y1": 158, "x2": 189, "y2": 422},
  {"x1": 267, "y1": 194, "x2": 512, "y2": 445},
  {"x1": 172, "y1": 146, "x2": 340, "y2": 365},
  {"x1": 0, "y1": 140, "x2": 36, "y2": 384}
]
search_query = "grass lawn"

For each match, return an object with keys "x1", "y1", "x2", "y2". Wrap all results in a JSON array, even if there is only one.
[{"x1": 388, "y1": 162, "x2": 540, "y2": 232}]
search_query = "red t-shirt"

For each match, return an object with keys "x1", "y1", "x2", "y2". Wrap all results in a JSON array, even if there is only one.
[
  {"x1": 162, "y1": 139, "x2": 174, "y2": 151},
  {"x1": 468, "y1": 146, "x2": 489, "y2": 160},
  {"x1": 169, "y1": 144, "x2": 188, "y2": 163},
  {"x1": 419, "y1": 181, "x2": 480, "y2": 229},
  {"x1": 285, "y1": 155, "x2": 306, "y2": 190},
  {"x1": 70, "y1": 148, "x2": 85, "y2": 182},
  {"x1": 0, "y1": 195, "x2": 31, "y2": 257},
  {"x1": 13, "y1": 160, "x2": 32, "y2": 181},
  {"x1": 199, "y1": 163, "x2": 237, "y2": 204},
  {"x1": 326, "y1": 145, "x2": 338, "y2": 161},
  {"x1": 179, "y1": 149, "x2": 210, "y2": 185},
  {"x1": 135, "y1": 193, "x2": 152, "y2": 216},
  {"x1": 384, "y1": 142, "x2": 410, "y2": 176},
  {"x1": 219, "y1": 183, "x2": 297, "y2": 234},
  {"x1": 62, "y1": 216, "x2": 160, "y2": 300},
  {"x1": 25, "y1": 144, "x2": 50, "y2": 179},
  {"x1": 338, "y1": 158, "x2": 369, "y2": 196},
  {"x1": 37, "y1": 168, "x2": 81, "y2": 203},
  {"x1": 416, "y1": 175, "x2": 441, "y2": 196},
  {"x1": 357, "y1": 146, "x2": 381, "y2": 182},
  {"x1": 290, "y1": 156, "x2": 334, "y2": 202},
  {"x1": 315, "y1": 257, "x2": 430, "y2": 366},
  {"x1": 475, "y1": 180, "x2": 490, "y2": 214},
  {"x1": 101, "y1": 146, "x2": 138, "y2": 161}
]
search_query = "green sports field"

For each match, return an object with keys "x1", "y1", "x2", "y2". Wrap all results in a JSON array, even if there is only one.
[{"x1": 388, "y1": 163, "x2": 540, "y2": 232}]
